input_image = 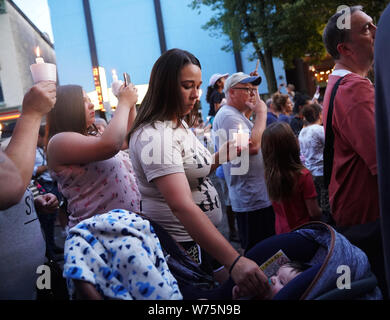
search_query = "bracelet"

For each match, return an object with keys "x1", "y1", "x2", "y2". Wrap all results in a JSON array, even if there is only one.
[{"x1": 228, "y1": 254, "x2": 242, "y2": 275}]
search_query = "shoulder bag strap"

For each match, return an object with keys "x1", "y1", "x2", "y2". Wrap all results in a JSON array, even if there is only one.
[{"x1": 323, "y1": 76, "x2": 345, "y2": 188}]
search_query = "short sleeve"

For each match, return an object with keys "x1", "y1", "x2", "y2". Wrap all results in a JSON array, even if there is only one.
[
  {"x1": 301, "y1": 170, "x2": 317, "y2": 199},
  {"x1": 33, "y1": 150, "x2": 41, "y2": 177},
  {"x1": 336, "y1": 77, "x2": 377, "y2": 175},
  {"x1": 211, "y1": 91, "x2": 223, "y2": 104},
  {"x1": 32, "y1": 165, "x2": 38, "y2": 177},
  {"x1": 131, "y1": 124, "x2": 185, "y2": 183},
  {"x1": 218, "y1": 114, "x2": 246, "y2": 138},
  {"x1": 314, "y1": 125, "x2": 325, "y2": 147}
]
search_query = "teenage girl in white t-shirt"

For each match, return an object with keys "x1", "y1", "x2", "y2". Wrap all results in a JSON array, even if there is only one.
[{"x1": 129, "y1": 48, "x2": 270, "y2": 298}]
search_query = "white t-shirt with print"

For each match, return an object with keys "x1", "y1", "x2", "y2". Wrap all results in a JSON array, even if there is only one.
[
  {"x1": 298, "y1": 124, "x2": 325, "y2": 176},
  {"x1": 212, "y1": 105, "x2": 271, "y2": 212},
  {"x1": 130, "y1": 120, "x2": 222, "y2": 242}
]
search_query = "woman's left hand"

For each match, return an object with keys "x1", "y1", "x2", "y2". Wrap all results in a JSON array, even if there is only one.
[
  {"x1": 117, "y1": 83, "x2": 138, "y2": 109},
  {"x1": 230, "y1": 256, "x2": 271, "y2": 298},
  {"x1": 218, "y1": 139, "x2": 242, "y2": 163},
  {"x1": 111, "y1": 80, "x2": 124, "y2": 97}
]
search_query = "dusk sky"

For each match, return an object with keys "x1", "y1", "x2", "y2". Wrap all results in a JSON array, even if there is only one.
[{"x1": 13, "y1": 0, "x2": 54, "y2": 43}]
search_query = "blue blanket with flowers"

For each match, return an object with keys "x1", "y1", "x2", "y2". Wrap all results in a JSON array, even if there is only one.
[{"x1": 63, "y1": 209, "x2": 182, "y2": 300}]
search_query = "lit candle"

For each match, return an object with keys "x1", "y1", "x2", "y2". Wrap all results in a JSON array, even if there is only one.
[
  {"x1": 35, "y1": 46, "x2": 44, "y2": 64},
  {"x1": 111, "y1": 69, "x2": 123, "y2": 97},
  {"x1": 233, "y1": 124, "x2": 249, "y2": 148},
  {"x1": 112, "y1": 69, "x2": 118, "y2": 82},
  {"x1": 30, "y1": 46, "x2": 57, "y2": 83}
]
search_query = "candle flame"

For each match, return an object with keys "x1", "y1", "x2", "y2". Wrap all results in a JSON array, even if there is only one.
[
  {"x1": 35, "y1": 46, "x2": 41, "y2": 57},
  {"x1": 112, "y1": 69, "x2": 117, "y2": 76},
  {"x1": 238, "y1": 124, "x2": 242, "y2": 132}
]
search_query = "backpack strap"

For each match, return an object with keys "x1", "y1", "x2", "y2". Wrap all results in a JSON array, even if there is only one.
[{"x1": 323, "y1": 76, "x2": 345, "y2": 188}]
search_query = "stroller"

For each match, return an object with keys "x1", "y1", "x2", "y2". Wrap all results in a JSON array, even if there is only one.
[
  {"x1": 63, "y1": 211, "x2": 381, "y2": 300},
  {"x1": 152, "y1": 220, "x2": 382, "y2": 300},
  {"x1": 243, "y1": 221, "x2": 382, "y2": 300}
]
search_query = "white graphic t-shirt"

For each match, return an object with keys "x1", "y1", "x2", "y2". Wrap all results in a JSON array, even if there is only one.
[
  {"x1": 298, "y1": 124, "x2": 325, "y2": 176},
  {"x1": 130, "y1": 120, "x2": 222, "y2": 242}
]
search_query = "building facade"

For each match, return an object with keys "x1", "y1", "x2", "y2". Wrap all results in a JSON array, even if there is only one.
[
  {"x1": 48, "y1": 0, "x2": 287, "y2": 120},
  {"x1": 0, "y1": 0, "x2": 55, "y2": 129}
]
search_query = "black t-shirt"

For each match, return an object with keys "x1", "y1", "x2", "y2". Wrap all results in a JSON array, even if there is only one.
[{"x1": 208, "y1": 91, "x2": 225, "y2": 116}]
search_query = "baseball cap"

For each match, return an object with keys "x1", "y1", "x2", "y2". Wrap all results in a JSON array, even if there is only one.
[
  {"x1": 224, "y1": 72, "x2": 262, "y2": 93},
  {"x1": 209, "y1": 73, "x2": 229, "y2": 87}
]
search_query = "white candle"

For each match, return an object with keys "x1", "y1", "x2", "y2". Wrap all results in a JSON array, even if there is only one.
[
  {"x1": 112, "y1": 69, "x2": 118, "y2": 82},
  {"x1": 233, "y1": 124, "x2": 249, "y2": 148},
  {"x1": 111, "y1": 69, "x2": 124, "y2": 97},
  {"x1": 30, "y1": 46, "x2": 57, "y2": 83}
]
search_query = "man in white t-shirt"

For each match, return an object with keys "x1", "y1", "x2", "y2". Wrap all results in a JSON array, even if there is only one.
[{"x1": 213, "y1": 72, "x2": 275, "y2": 253}]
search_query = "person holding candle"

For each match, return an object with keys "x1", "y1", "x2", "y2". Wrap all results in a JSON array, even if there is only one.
[
  {"x1": 111, "y1": 69, "x2": 123, "y2": 97},
  {"x1": 0, "y1": 81, "x2": 57, "y2": 299},
  {"x1": 46, "y1": 83, "x2": 140, "y2": 229},
  {"x1": 213, "y1": 72, "x2": 276, "y2": 254},
  {"x1": 129, "y1": 48, "x2": 270, "y2": 297}
]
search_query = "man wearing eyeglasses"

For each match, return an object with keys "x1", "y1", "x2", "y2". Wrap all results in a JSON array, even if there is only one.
[
  {"x1": 213, "y1": 72, "x2": 275, "y2": 253},
  {"x1": 321, "y1": 5, "x2": 386, "y2": 298},
  {"x1": 322, "y1": 6, "x2": 378, "y2": 227}
]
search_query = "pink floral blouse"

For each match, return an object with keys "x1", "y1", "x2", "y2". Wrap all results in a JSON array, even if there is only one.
[{"x1": 52, "y1": 151, "x2": 141, "y2": 228}]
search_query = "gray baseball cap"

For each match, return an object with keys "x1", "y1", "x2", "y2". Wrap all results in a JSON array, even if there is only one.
[{"x1": 224, "y1": 72, "x2": 262, "y2": 93}]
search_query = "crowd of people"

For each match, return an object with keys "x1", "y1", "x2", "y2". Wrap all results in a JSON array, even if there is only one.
[{"x1": 0, "y1": 5, "x2": 389, "y2": 300}]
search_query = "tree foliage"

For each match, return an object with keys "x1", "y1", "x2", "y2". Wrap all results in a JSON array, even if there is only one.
[{"x1": 191, "y1": 0, "x2": 387, "y2": 92}]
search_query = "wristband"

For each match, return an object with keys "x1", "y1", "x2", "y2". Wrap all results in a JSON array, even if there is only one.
[{"x1": 228, "y1": 254, "x2": 242, "y2": 275}]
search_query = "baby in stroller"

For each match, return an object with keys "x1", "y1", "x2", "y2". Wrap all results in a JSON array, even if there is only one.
[
  {"x1": 232, "y1": 261, "x2": 311, "y2": 299},
  {"x1": 63, "y1": 211, "x2": 382, "y2": 300},
  {"x1": 229, "y1": 222, "x2": 382, "y2": 300}
]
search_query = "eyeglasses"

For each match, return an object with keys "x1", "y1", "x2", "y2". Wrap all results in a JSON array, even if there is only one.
[{"x1": 231, "y1": 87, "x2": 257, "y2": 94}]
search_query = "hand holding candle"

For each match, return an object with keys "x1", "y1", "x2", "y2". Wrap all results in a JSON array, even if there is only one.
[
  {"x1": 30, "y1": 46, "x2": 57, "y2": 83},
  {"x1": 233, "y1": 124, "x2": 249, "y2": 149},
  {"x1": 111, "y1": 69, "x2": 123, "y2": 97}
]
